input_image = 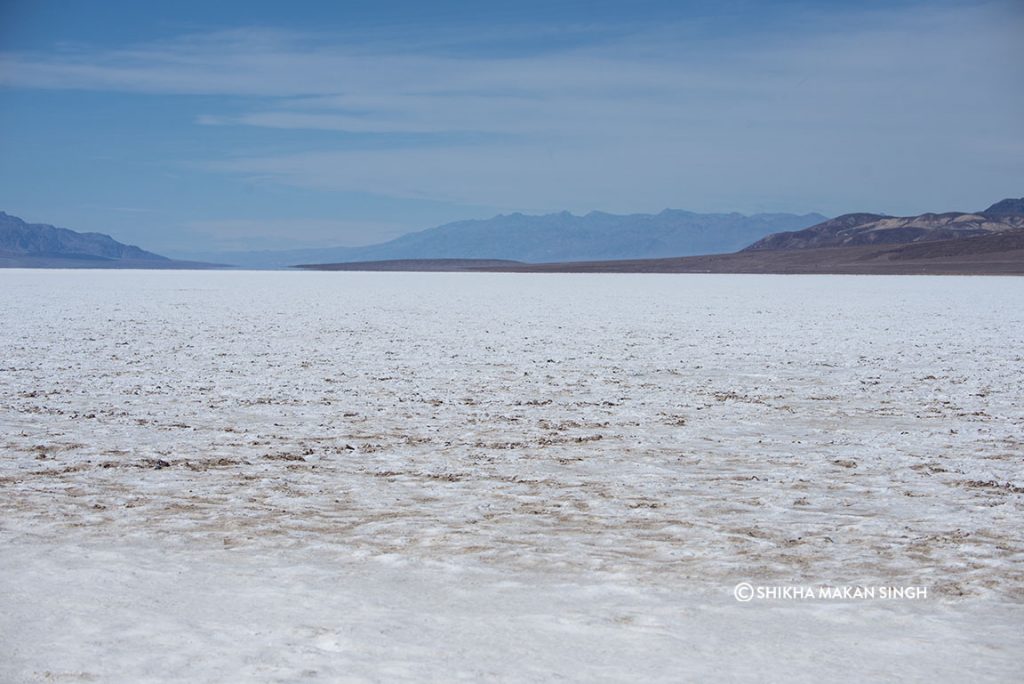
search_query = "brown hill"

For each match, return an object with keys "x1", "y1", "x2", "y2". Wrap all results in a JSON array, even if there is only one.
[
  {"x1": 744, "y1": 199, "x2": 1024, "y2": 251},
  {"x1": 474, "y1": 229, "x2": 1024, "y2": 275}
]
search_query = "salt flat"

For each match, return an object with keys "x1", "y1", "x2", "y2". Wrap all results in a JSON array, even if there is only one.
[{"x1": 1, "y1": 270, "x2": 1022, "y2": 682}]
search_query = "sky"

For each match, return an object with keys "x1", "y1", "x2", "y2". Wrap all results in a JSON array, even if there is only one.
[{"x1": 0, "y1": 0, "x2": 1022, "y2": 255}]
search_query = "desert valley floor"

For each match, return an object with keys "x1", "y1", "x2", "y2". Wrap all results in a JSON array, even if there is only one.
[{"x1": 1, "y1": 270, "x2": 1022, "y2": 682}]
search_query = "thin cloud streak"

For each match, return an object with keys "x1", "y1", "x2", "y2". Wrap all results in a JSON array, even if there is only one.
[{"x1": 1, "y1": 2, "x2": 1021, "y2": 217}]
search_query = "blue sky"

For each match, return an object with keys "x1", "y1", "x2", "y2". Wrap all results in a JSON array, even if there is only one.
[{"x1": 1, "y1": 0, "x2": 1021, "y2": 254}]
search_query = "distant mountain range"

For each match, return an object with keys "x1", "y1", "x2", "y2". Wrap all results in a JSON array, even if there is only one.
[
  {"x1": 179, "y1": 210, "x2": 828, "y2": 268},
  {"x1": 0, "y1": 212, "x2": 219, "y2": 269},
  {"x1": 302, "y1": 198, "x2": 1024, "y2": 276},
  {"x1": 4, "y1": 198, "x2": 1021, "y2": 274}
]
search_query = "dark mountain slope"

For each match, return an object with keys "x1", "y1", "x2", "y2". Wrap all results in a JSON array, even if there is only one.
[
  {"x1": 982, "y1": 198, "x2": 1024, "y2": 217},
  {"x1": 0, "y1": 212, "x2": 167, "y2": 261},
  {"x1": 0, "y1": 212, "x2": 220, "y2": 269}
]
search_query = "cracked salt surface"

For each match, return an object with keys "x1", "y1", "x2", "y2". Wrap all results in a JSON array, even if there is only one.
[{"x1": 1, "y1": 269, "x2": 1022, "y2": 682}]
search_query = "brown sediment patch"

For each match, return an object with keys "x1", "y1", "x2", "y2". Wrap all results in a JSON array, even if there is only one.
[{"x1": 959, "y1": 480, "x2": 1024, "y2": 495}]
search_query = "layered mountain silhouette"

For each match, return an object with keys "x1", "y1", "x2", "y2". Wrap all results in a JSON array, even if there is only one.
[
  {"x1": 181, "y1": 210, "x2": 827, "y2": 268},
  {"x1": 302, "y1": 198, "x2": 1024, "y2": 275},
  {"x1": 0, "y1": 212, "x2": 219, "y2": 269},
  {"x1": 335, "y1": 210, "x2": 829, "y2": 262},
  {"x1": 6, "y1": 197, "x2": 1021, "y2": 274}
]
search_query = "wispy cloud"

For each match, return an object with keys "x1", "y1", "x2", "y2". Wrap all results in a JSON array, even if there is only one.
[{"x1": 2, "y1": 2, "x2": 1021, "y2": 216}]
